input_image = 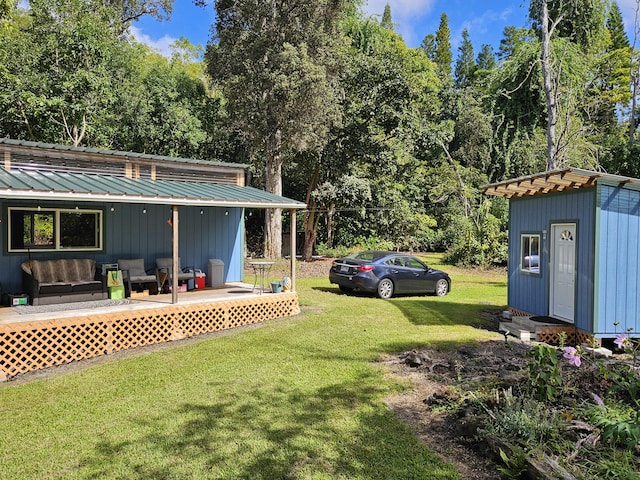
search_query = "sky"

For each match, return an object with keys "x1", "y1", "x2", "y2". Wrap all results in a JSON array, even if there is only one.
[{"x1": 134, "y1": 0, "x2": 640, "y2": 58}]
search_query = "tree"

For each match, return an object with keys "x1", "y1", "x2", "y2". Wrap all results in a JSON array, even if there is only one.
[
  {"x1": 529, "y1": 0, "x2": 608, "y2": 170},
  {"x1": 454, "y1": 28, "x2": 476, "y2": 87},
  {"x1": 476, "y1": 44, "x2": 495, "y2": 71},
  {"x1": 420, "y1": 33, "x2": 436, "y2": 60},
  {"x1": 434, "y1": 13, "x2": 452, "y2": 84},
  {"x1": 207, "y1": 0, "x2": 345, "y2": 258},
  {"x1": 380, "y1": 3, "x2": 393, "y2": 30}
]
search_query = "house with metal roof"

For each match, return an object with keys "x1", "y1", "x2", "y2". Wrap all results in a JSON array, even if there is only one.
[
  {"x1": 484, "y1": 168, "x2": 640, "y2": 342},
  {"x1": 0, "y1": 138, "x2": 305, "y2": 300}
]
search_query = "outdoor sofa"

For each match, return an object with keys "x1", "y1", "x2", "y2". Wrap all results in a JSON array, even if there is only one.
[{"x1": 21, "y1": 259, "x2": 107, "y2": 306}]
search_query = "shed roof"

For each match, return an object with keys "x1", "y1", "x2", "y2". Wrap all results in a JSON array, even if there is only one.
[
  {"x1": 0, "y1": 138, "x2": 248, "y2": 170},
  {"x1": 483, "y1": 168, "x2": 640, "y2": 199},
  {"x1": 0, "y1": 169, "x2": 306, "y2": 209}
]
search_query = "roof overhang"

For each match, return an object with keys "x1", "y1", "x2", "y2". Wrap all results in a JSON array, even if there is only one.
[
  {"x1": 0, "y1": 170, "x2": 306, "y2": 209},
  {"x1": 483, "y1": 168, "x2": 640, "y2": 198}
]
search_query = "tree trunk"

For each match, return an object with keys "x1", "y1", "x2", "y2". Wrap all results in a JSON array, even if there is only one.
[
  {"x1": 326, "y1": 202, "x2": 336, "y2": 248},
  {"x1": 302, "y1": 163, "x2": 321, "y2": 262},
  {"x1": 265, "y1": 129, "x2": 283, "y2": 259},
  {"x1": 541, "y1": 0, "x2": 559, "y2": 170}
]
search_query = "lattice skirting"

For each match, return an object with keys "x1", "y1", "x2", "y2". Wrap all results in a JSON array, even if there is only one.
[
  {"x1": 536, "y1": 326, "x2": 597, "y2": 347},
  {"x1": 0, "y1": 293, "x2": 300, "y2": 380}
]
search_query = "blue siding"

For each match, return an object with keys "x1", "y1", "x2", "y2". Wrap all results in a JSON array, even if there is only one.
[
  {"x1": 595, "y1": 184, "x2": 640, "y2": 337},
  {"x1": 508, "y1": 189, "x2": 595, "y2": 332},
  {"x1": 0, "y1": 201, "x2": 244, "y2": 294}
]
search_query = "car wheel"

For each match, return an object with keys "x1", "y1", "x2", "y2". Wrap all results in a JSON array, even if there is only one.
[
  {"x1": 377, "y1": 278, "x2": 394, "y2": 299},
  {"x1": 435, "y1": 278, "x2": 449, "y2": 297},
  {"x1": 339, "y1": 285, "x2": 354, "y2": 293}
]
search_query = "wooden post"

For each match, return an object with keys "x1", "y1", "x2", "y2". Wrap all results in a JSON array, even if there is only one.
[
  {"x1": 290, "y1": 209, "x2": 296, "y2": 292},
  {"x1": 172, "y1": 205, "x2": 179, "y2": 304}
]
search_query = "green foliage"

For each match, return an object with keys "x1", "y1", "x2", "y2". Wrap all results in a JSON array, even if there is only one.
[
  {"x1": 441, "y1": 200, "x2": 508, "y2": 267},
  {"x1": 526, "y1": 344, "x2": 562, "y2": 402},
  {"x1": 497, "y1": 448, "x2": 528, "y2": 479},
  {"x1": 487, "y1": 395, "x2": 564, "y2": 446},
  {"x1": 587, "y1": 402, "x2": 640, "y2": 449}
]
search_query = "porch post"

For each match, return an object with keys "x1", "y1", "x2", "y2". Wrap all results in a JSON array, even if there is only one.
[
  {"x1": 172, "y1": 205, "x2": 179, "y2": 304},
  {"x1": 290, "y1": 209, "x2": 296, "y2": 292}
]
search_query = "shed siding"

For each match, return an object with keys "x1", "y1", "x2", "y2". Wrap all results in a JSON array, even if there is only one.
[
  {"x1": 509, "y1": 189, "x2": 595, "y2": 332},
  {"x1": 0, "y1": 202, "x2": 244, "y2": 294},
  {"x1": 595, "y1": 184, "x2": 640, "y2": 337}
]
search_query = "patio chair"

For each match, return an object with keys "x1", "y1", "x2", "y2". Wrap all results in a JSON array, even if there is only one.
[
  {"x1": 155, "y1": 257, "x2": 196, "y2": 291},
  {"x1": 117, "y1": 258, "x2": 159, "y2": 296}
]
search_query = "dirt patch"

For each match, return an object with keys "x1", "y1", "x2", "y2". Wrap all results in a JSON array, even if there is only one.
[{"x1": 380, "y1": 338, "x2": 533, "y2": 479}]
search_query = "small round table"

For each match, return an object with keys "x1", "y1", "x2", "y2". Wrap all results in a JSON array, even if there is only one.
[{"x1": 248, "y1": 261, "x2": 275, "y2": 294}]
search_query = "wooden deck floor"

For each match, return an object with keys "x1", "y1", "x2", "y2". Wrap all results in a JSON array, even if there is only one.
[{"x1": 0, "y1": 283, "x2": 275, "y2": 325}]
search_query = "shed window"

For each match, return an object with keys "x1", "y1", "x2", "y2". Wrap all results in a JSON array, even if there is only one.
[
  {"x1": 520, "y1": 234, "x2": 540, "y2": 273},
  {"x1": 8, "y1": 207, "x2": 103, "y2": 253}
]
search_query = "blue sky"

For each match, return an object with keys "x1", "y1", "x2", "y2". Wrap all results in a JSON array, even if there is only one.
[{"x1": 133, "y1": 0, "x2": 640, "y2": 58}]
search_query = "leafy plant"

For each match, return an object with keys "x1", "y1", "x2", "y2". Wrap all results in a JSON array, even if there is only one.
[
  {"x1": 588, "y1": 402, "x2": 640, "y2": 449},
  {"x1": 497, "y1": 447, "x2": 528, "y2": 479},
  {"x1": 482, "y1": 395, "x2": 564, "y2": 447},
  {"x1": 526, "y1": 344, "x2": 562, "y2": 402}
]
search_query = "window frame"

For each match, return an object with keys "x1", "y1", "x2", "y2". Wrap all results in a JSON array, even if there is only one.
[
  {"x1": 7, "y1": 206, "x2": 104, "y2": 253},
  {"x1": 520, "y1": 232, "x2": 541, "y2": 274}
]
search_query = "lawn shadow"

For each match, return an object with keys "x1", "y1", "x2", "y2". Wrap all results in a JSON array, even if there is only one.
[{"x1": 81, "y1": 372, "x2": 457, "y2": 479}]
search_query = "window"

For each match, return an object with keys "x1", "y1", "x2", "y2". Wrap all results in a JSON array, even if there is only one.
[
  {"x1": 521, "y1": 233, "x2": 540, "y2": 273},
  {"x1": 8, "y1": 207, "x2": 103, "y2": 252}
]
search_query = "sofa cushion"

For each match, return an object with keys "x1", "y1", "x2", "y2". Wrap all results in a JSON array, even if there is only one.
[
  {"x1": 30, "y1": 259, "x2": 96, "y2": 283},
  {"x1": 39, "y1": 283, "x2": 73, "y2": 295},
  {"x1": 58, "y1": 259, "x2": 95, "y2": 283},
  {"x1": 71, "y1": 281, "x2": 103, "y2": 293},
  {"x1": 31, "y1": 260, "x2": 57, "y2": 284}
]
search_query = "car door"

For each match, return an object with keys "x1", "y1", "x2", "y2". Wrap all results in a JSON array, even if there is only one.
[
  {"x1": 384, "y1": 256, "x2": 415, "y2": 293},
  {"x1": 404, "y1": 257, "x2": 435, "y2": 293}
]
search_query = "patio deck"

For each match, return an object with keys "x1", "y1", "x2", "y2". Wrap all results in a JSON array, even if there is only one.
[{"x1": 0, "y1": 284, "x2": 300, "y2": 381}]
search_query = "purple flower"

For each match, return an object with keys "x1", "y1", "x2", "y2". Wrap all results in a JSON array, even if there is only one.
[
  {"x1": 563, "y1": 346, "x2": 581, "y2": 367},
  {"x1": 614, "y1": 333, "x2": 632, "y2": 350},
  {"x1": 591, "y1": 392, "x2": 606, "y2": 412}
]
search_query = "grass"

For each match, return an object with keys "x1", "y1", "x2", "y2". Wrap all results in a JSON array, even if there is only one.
[{"x1": 0, "y1": 254, "x2": 507, "y2": 479}]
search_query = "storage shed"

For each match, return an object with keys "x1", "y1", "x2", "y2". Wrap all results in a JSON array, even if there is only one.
[{"x1": 484, "y1": 168, "x2": 640, "y2": 340}]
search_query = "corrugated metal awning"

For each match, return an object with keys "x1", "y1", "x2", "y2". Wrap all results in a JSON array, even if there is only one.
[
  {"x1": 483, "y1": 168, "x2": 640, "y2": 199},
  {"x1": 0, "y1": 169, "x2": 306, "y2": 209}
]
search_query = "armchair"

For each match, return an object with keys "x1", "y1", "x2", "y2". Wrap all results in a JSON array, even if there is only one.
[
  {"x1": 155, "y1": 257, "x2": 196, "y2": 291},
  {"x1": 117, "y1": 258, "x2": 159, "y2": 296}
]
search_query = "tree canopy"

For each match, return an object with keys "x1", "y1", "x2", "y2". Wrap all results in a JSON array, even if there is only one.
[{"x1": 1, "y1": 0, "x2": 638, "y2": 266}]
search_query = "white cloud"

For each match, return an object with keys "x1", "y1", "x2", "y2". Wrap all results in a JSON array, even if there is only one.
[
  {"x1": 361, "y1": 0, "x2": 437, "y2": 46},
  {"x1": 129, "y1": 24, "x2": 176, "y2": 58},
  {"x1": 361, "y1": 0, "x2": 436, "y2": 19},
  {"x1": 455, "y1": 7, "x2": 513, "y2": 48}
]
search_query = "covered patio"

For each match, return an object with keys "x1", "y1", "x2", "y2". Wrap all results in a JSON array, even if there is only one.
[{"x1": 0, "y1": 139, "x2": 305, "y2": 380}]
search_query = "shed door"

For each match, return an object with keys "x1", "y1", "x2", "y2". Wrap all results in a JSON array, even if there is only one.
[{"x1": 549, "y1": 223, "x2": 576, "y2": 323}]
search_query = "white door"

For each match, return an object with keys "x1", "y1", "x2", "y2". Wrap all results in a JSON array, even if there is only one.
[{"x1": 550, "y1": 223, "x2": 576, "y2": 323}]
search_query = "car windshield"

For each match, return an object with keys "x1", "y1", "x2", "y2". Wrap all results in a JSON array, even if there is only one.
[{"x1": 347, "y1": 251, "x2": 387, "y2": 261}]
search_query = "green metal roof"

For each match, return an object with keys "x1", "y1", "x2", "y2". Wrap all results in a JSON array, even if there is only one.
[
  {"x1": 0, "y1": 170, "x2": 306, "y2": 209},
  {"x1": 0, "y1": 138, "x2": 249, "y2": 169}
]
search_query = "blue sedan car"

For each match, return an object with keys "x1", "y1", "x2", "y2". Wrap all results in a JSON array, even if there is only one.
[{"x1": 329, "y1": 251, "x2": 451, "y2": 299}]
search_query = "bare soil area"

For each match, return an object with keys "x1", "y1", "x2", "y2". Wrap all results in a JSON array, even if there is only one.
[{"x1": 380, "y1": 337, "x2": 532, "y2": 479}]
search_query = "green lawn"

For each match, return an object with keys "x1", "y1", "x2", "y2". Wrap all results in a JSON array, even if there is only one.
[{"x1": 0, "y1": 255, "x2": 506, "y2": 479}]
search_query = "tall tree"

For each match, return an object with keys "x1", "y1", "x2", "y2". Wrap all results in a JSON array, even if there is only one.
[
  {"x1": 454, "y1": 28, "x2": 476, "y2": 87},
  {"x1": 476, "y1": 44, "x2": 495, "y2": 71},
  {"x1": 434, "y1": 13, "x2": 452, "y2": 84},
  {"x1": 420, "y1": 33, "x2": 436, "y2": 60},
  {"x1": 529, "y1": 0, "x2": 607, "y2": 170},
  {"x1": 380, "y1": 3, "x2": 392, "y2": 30},
  {"x1": 207, "y1": 0, "x2": 345, "y2": 258}
]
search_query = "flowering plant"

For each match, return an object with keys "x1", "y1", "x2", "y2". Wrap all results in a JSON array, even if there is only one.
[{"x1": 562, "y1": 346, "x2": 581, "y2": 367}]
